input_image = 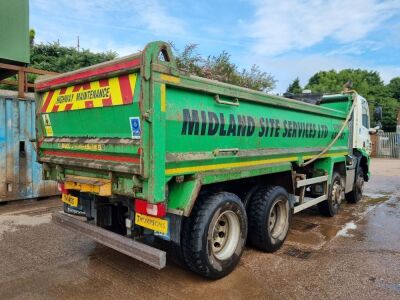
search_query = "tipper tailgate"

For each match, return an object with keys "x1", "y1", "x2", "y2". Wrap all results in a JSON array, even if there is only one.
[{"x1": 35, "y1": 55, "x2": 143, "y2": 174}]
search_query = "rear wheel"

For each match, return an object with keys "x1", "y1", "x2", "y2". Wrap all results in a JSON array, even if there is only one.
[
  {"x1": 346, "y1": 166, "x2": 364, "y2": 203},
  {"x1": 181, "y1": 192, "x2": 247, "y2": 279},
  {"x1": 318, "y1": 172, "x2": 345, "y2": 217},
  {"x1": 247, "y1": 186, "x2": 291, "y2": 252}
]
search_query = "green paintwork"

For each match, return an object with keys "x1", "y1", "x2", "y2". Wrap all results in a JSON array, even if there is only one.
[
  {"x1": 0, "y1": 0, "x2": 30, "y2": 64},
  {"x1": 320, "y1": 94, "x2": 353, "y2": 112},
  {"x1": 168, "y1": 177, "x2": 201, "y2": 214},
  {"x1": 36, "y1": 41, "x2": 368, "y2": 215},
  {"x1": 200, "y1": 163, "x2": 293, "y2": 185},
  {"x1": 313, "y1": 156, "x2": 346, "y2": 183},
  {"x1": 163, "y1": 85, "x2": 349, "y2": 168}
]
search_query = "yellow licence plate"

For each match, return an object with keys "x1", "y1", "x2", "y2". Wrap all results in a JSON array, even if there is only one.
[
  {"x1": 62, "y1": 194, "x2": 79, "y2": 207},
  {"x1": 135, "y1": 213, "x2": 168, "y2": 234}
]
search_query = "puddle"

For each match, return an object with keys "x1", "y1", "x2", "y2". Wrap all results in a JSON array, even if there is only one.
[
  {"x1": 356, "y1": 195, "x2": 389, "y2": 217},
  {"x1": 0, "y1": 213, "x2": 52, "y2": 239},
  {"x1": 317, "y1": 223, "x2": 342, "y2": 240},
  {"x1": 290, "y1": 219, "x2": 319, "y2": 231},
  {"x1": 370, "y1": 276, "x2": 400, "y2": 294},
  {"x1": 287, "y1": 191, "x2": 394, "y2": 250},
  {"x1": 364, "y1": 197, "x2": 387, "y2": 204},
  {"x1": 336, "y1": 221, "x2": 357, "y2": 237},
  {"x1": 284, "y1": 247, "x2": 312, "y2": 259},
  {"x1": 386, "y1": 202, "x2": 399, "y2": 208},
  {"x1": 364, "y1": 193, "x2": 387, "y2": 199}
]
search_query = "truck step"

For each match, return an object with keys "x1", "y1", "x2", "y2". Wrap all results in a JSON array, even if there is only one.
[
  {"x1": 293, "y1": 195, "x2": 327, "y2": 213},
  {"x1": 293, "y1": 175, "x2": 329, "y2": 213},
  {"x1": 296, "y1": 175, "x2": 328, "y2": 188},
  {"x1": 52, "y1": 212, "x2": 166, "y2": 269}
]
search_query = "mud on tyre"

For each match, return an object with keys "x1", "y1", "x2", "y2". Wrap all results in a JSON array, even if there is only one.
[
  {"x1": 346, "y1": 166, "x2": 364, "y2": 203},
  {"x1": 181, "y1": 192, "x2": 247, "y2": 279},
  {"x1": 247, "y1": 186, "x2": 291, "y2": 252},
  {"x1": 318, "y1": 172, "x2": 345, "y2": 217}
]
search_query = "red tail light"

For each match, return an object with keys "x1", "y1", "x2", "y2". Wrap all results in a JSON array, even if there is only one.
[
  {"x1": 135, "y1": 199, "x2": 166, "y2": 217},
  {"x1": 57, "y1": 182, "x2": 68, "y2": 194}
]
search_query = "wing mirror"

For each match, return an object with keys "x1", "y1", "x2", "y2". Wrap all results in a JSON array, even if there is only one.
[
  {"x1": 369, "y1": 126, "x2": 380, "y2": 135},
  {"x1": 372, "y1": 105, "x2": 383, "y2": 133},
  {"x1": 374, "y1": 105, "x2": 382, "y2": 122}
]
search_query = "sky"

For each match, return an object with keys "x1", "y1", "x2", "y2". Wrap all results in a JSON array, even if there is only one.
[{"x1": 30, "y1": 0, "x2": 400, "y2": 93}]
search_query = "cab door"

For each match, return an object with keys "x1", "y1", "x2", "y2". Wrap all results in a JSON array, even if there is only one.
[{"x1": 360, "y1": 99, "x2": 372, "y2": 154}]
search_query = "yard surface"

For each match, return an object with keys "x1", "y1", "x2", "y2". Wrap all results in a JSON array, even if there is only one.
[{"x1": 0, "y1": 158, "x2": 399, "y2": 299}]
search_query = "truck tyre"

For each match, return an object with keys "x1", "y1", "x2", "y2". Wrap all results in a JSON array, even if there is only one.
[
  {"x1": 181, "y1": 192, "x2": 247, "y2": 279},
  {"x1": 346, "y1": 166, "x2": 364, "y2": 203},
  {"x1": 318, "y1": 172, "x2": 345, "y2": 217},
  {"x1": 242, "y1": 185, "x2": 259, "y2": 209},
  {"x1": 247, "y1": 186, "x2": 291, "y2": 252}
]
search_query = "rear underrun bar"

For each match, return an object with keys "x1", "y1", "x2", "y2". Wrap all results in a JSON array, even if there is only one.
[{"x1": 52, "y1": 212, "x2": 166, "y2": 269}]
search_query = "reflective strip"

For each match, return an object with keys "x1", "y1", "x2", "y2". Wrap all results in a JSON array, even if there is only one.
[
  {"x1": 43, "y1": 150, "x2": 140, "y2": 163},
  {"x1": 160, "y1": 84, "x2": 166, "y2": 112},
  {"x1": 165, "y1": 151, "x2": 348, "y2": 175},
  {"x1": 41, "y1": 74, "x2": 137, "y2": 113},
  {"x1": 166, "y1": 156, "x2": 296, "y2": 175},
  {"x1": 160, "y1": 74, "x2": 180, "y2": 84}
]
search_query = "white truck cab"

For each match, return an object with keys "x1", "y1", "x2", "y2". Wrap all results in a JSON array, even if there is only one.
[{"x1": 352, "y1": 94, "x2": 375, "y2": 154}]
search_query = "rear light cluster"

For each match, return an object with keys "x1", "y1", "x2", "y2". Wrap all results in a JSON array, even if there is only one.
[
  {"x1": 57, "y1": 182, "x2": 68, "y2": 194},
  {"x1": 135, "y1": 199, "x2": 166, "y2": 217}
]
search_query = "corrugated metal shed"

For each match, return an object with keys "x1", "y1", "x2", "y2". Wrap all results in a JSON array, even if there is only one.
[
  {"x1": 0, "y1": 90, "x2": 58, "y2": 202},
  {"x1": 0, "y1": 0, "x2": 30, "y2": 65}
]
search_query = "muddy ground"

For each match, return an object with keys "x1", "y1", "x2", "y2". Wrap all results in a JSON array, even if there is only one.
[{"x1": 0, "y1": 158, "x2": 399, "y2": 299}]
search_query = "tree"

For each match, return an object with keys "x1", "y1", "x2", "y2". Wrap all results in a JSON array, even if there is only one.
[
  {"x1": 174, "y1": 43, "x2": 204, "y2": 77},
  {"x1": 0, "y1": 41, "x2": 118, "y2": 91},
  {"x1": 24, "y1": 42, "x2": 117, "y2": 85},
  {"x1": 30, "y1": 42, "x2": 117, "y2": 73},
  {"x1": 203, "y1": 51, "x2": 240, "y2": 85},
  {"x1": 237, "y1": 65, "x2": 276, "y2": 91},
  {"x1": 29, "y1": 29, "x2": 35, "y2": 47},
  {"x1": 173, "y1": 44, "x2": 276, "y2": 92},
  {"x1": 387, "y1": 77, "x2": 400, "y2": 100},
  {"x1": 286, "y1": 77, "x2": 302, "y2": 94},
  {"x1": 305, "y1": 69, "x2": 399, "y2": 131},
  {"x1": 377, "y1": 97, "x2": 399, "y2": 131},
  {"x1": 305, "y1": 69, "x2": 386, "y2": 99}
]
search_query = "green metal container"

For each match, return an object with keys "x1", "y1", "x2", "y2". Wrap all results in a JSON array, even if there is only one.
[
  {"x1": 0, "y1": 0, "x2": 30, "y2": 64},
  {"x1": 35, "y1": 41, "x2": 351, "y2": 210}
]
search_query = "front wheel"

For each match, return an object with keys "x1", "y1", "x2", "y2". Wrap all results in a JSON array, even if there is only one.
[
  {"x1": 346, "y1": 166, "x2": 364, "y2": 203},
  {"x1": 318, "y1": 172, "x2": 345, "y2": 217},
  {"x1": 181, "y1": 192, "x2": 247, "y2": 279}
]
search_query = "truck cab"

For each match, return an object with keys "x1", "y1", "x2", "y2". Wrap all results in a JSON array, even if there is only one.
[{"x1": 353, "y1": 94, "x2": 372, "y2": 154}]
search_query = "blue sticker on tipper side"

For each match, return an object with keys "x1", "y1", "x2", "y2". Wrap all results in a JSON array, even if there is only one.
[{"x1": 130, "y1": 117, "x2": 141, "y2": 139}]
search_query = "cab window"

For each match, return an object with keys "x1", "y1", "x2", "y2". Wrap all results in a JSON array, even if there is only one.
[{"x1": 362, "y1": 104, "x2": 369, "y2": 128}]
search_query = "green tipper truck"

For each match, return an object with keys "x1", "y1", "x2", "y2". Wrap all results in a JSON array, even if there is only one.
[{"x1": 35, "y1": 41, "x2": 375, "y2": 279}]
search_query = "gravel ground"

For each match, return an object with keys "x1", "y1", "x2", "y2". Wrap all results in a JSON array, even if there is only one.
[{"x1": 0, "y1": 158, "x2": 399, "y2": 299}]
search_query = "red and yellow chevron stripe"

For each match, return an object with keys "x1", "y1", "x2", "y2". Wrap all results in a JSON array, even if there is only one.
[{"x1": 41, "y1": 73, "x2": 137, "y2": 113}]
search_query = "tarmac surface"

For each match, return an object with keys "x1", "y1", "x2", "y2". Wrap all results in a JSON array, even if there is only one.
[{"x1": 0, "y1": 158, "x2": 399, "y2": 299}]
